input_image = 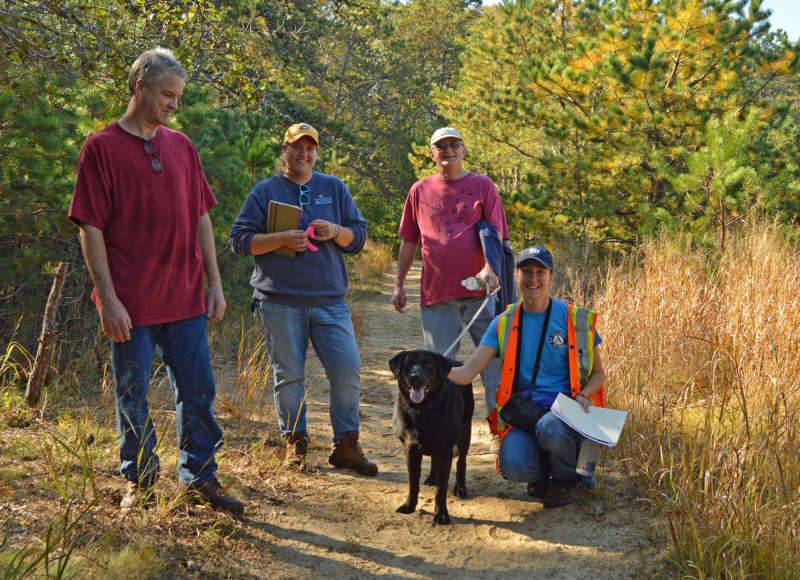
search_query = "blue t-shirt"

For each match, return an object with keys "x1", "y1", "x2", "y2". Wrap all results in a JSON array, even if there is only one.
[{"x1": 481, "y1": 298, "x2": 602, "y2": 399}]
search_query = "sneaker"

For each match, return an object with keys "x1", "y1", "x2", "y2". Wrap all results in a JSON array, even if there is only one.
[
  {"x1": 489, "y1": 435, "x2": 500, "y2": 455},
  {"x1": 328, "y1": 432, "x2": 378, "y2": 476},
  {"x1": 283, "y1": 431, "x2": 308, "y2": 469},
  {"x1": 526, "y1": 480, "x2": 549, "y2": 501},
  {"x1": 120, "y1": 480, "x2": 155, "y2": 514},
  {"x1": 185, "y1": 478, "x2": 245, "y2": 517},
  {"x1": 542, "y1": 484, "x2": 576, "y2": 509}
]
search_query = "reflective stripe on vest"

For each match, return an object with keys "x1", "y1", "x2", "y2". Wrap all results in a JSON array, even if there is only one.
[
  {"x1": 493, "y1": 302, "x2": 522, "y2": 434},
  {"x1": 570, "y1": 305, "x2": 593, "y2": 393}
]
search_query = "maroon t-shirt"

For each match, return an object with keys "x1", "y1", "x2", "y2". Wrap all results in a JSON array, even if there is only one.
[
  {"x1": 69, "y1": 122, "x2": 217, "y2": 327},
  {"x1": 398, "y1": 172, "x2": 509, "y2": 306}
]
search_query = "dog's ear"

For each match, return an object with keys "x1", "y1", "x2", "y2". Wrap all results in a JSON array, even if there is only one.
[
  {"x1": 389, "y1": 351, "x2": 406, "y2": 378},
  {"x1": 436, "y1": 354, "x2": 460, "y2": 377},
  {"x1": 446, "y1": 357, "x2": 463, "y2": 369}
]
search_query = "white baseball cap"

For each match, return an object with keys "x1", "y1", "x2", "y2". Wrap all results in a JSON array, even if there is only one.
[{"x1": 430, "y1": 127, "x2": 464, "y2": 147}]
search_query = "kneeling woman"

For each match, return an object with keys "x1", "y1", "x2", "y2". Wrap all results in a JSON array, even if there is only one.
[{"x1": 448, "y1": 246, "x2": 605, "y2": 508}]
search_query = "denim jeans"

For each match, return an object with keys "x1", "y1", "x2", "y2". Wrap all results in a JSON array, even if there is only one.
[
  {"x1": 258, "y1": 300, "x2": 361, "y2": 442},
  {"x1": 498, "y1": 412, "x2": 581, "y2": 487},
  {"x1": 420, "y1": 297, "x2": 501, "y2": 415},
  {"x1": 111, "y1": 314, "x2": 222, "y2": 487}
]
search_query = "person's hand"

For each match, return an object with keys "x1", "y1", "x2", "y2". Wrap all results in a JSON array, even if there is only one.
[
  {"x1": 392, "y1": 284, "x2": 407, "y2": 313},
  {"x1": 98, "y1": 295, "x2": 132, "y2": 342},
  {"x1": 574, "y1": 392, "x2": 591, "y2": 413},
  {"x1": 206, "y1": 284, "x2": 227, "y2": 323},
  {"x1": 477, "y1": 265, "x2": 499, "y2": 292},
  {"x1": 478, "y1": 270, "x2": 500, "y2": 292},
  {"x1": 309, "y1": 219, "x2": 339, "y2": 241},
  {"x1": 283, "y1": 229, "x2": 310, "y2": 252}
]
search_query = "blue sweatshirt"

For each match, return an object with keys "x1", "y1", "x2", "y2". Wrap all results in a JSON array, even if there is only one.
[{"x1": 230, "y1": 172, "x2": 368, "y2": 307}]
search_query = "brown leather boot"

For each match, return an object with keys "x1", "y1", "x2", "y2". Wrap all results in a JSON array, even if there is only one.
[
  {"x1": 284, "y1": 431, "x2": 308, "y2": 469},
  {"x1": 328, "y1": 432, "x2": 378, "y2": 476},
  {"x1": 184, "y1": 477, "x2": 245, "y2": 517}
]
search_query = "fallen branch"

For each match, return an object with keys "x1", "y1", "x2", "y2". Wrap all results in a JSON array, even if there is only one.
[{"x1": 25, "y1": 262, "x2": 68, "y2": 407}]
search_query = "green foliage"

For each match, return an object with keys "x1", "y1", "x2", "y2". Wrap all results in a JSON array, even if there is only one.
[
  {"x1": 665, "y1": 109, "x2": 773, "y2": 250},
  {"x1": 0, "y1": 0, "x2": 474, "y2": 358},
  {"x1": 437, "y1": 0, "x2": 800, "y2": 249}
]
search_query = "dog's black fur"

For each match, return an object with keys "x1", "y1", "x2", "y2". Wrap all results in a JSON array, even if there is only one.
[{"x1": 389, "y1": 349, "x2": 474, "y2": 525}]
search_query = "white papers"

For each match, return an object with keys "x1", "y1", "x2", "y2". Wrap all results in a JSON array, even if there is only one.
[{"x1": 550, "y1": 393, "x2": 628, "y2": 447}]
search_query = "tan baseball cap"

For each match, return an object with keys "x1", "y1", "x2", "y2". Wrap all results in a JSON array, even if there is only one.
[{"x1": 283, "y1": 123, "x2": 319, "y2": 145}]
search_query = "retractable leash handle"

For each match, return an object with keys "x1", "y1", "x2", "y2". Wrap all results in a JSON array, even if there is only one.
[{"x1": 442, "y1": 286, "x2": 500, "y2": 359}]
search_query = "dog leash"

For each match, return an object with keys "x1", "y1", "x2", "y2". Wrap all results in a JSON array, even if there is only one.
[{"x1": 442, "y1": 286, "x2": 500, "y2": 359}]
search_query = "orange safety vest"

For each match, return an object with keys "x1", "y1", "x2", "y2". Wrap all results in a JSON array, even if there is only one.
[{"x1": 487, "y1": 300, "x2": 605, "y2": 445}]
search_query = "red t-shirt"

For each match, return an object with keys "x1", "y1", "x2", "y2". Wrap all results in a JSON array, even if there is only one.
[
  {"x1": 398, "y1": 172, "x2": 509, "y2": 306},
  {"x1": 69, "y1": 122, "x2": 217, "y2": 326}
]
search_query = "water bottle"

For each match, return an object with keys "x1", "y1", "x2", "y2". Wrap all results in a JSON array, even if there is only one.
[
  {"x1": 576, "y1": 439, "x2": 601, "y2": 477},
  {"x1": 461, "y1": 277, "x2": 483, "y2": 291}
]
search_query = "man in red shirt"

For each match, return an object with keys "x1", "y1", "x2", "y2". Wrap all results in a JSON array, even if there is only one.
[
  {"x1": 69, "y1": 48, "x2": 243, "y2": 516},
  {"x1": 393, "y1": 128, "x2": 510, "y2": 441}
]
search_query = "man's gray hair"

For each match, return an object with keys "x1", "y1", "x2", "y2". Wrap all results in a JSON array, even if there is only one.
[{"x1": 128, "y1": 48, "x2": 187, "y2": 95}]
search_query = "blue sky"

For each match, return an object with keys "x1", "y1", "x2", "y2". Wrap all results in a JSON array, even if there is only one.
[
  {"x1": 481, "y1": 1, "x2": 799, "y2": 42},
  {"x1": 762, "y1": 0, "x2": 799, "y2": 41}
]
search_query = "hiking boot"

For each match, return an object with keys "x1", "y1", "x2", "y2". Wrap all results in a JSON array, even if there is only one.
[
  {"x1": 542, "y1": 484, "x2": 576, "y2": 509},
  {"x1": 120, "y1": 480, "x2": 155, "y2": 514},
  {"x1": 527, "y1": 480, "x2": 549, "y2": 501},
  {"x1": 185, "y1": 477, "x2": 245, "y2": 517},
  {"x1": 328, "y1": 432, "x2": 378, "y2": 476},
  {"x1": 283, "y1": 431, "x2": 309, "y2": 469}
]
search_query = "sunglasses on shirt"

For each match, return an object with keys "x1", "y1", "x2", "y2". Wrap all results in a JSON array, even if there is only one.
[
  {"x1": 299, "y1": 184, "x2": 311, "y2": 209},
  {"x1": 143, "y1": 141, "x2": 162, "y2": 173}
]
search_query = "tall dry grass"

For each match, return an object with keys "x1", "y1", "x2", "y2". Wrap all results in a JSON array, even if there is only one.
[
  {"x1": 593, "y1": 220, "x2": 800, "y2": 577},
  {"x1": 346, "y1": 239, "x2": 394, "y2": 339}
]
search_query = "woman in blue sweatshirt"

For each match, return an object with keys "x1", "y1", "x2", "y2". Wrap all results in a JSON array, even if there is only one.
[{"x1": 229, "y1": 123, "x2": 376, "y2": 476}]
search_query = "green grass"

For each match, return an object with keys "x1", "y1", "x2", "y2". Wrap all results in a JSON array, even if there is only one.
[
  {"x1": 2, "y1": 434, "x2": 39, "y2": 462},
  {"x1": 102, "y1": 542, "x2": 164, "y2": 578}
]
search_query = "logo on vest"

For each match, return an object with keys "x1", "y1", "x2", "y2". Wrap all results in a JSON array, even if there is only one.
[{"x1": 549, "y1": 331, "x2": 567, "y2": 349}]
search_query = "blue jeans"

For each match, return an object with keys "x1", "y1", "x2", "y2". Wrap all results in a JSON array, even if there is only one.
[
  {"x1": 498, "y1": 412, "x2": 581, "y2": 487},
  {"x1": 258, "y1": 300, "x2": 361, "y2": 442},
  {"x1": 420, "y1": 297, "x2": 501, "y2": 416},
  {"x1": 111, "y1": 315, "x2": 222, "y2": 487}
]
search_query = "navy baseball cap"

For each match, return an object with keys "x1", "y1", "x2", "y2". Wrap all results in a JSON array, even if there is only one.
[{"x1": 515, "y1": 246, "x2": 554, "y2": 270}]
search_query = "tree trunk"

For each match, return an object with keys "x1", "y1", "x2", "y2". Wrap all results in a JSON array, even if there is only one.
[{"x1": 25, "y1": 262, "x2": 69, "y2": 407}]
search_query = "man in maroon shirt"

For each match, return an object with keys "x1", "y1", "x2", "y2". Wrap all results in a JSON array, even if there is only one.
[
  {"x1": 69, "y1": 48, "x2": 243, "y2": 516},
  {"x1": 393, "y1": 128, "x2": 510, "y2": 450}
]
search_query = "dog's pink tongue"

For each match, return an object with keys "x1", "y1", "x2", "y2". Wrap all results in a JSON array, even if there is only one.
[{"x1": 410, "y1": 388, "x2": 425, "y2": 404}]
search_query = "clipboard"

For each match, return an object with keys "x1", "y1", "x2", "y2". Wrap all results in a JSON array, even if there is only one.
[{"x1": 267, "y1": 200, "x2": 301, "y2": 257}]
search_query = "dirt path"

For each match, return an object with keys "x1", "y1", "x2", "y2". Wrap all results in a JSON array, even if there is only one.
[{"x1": 229, "y1": 263, "x2": 651, "y2": 578}]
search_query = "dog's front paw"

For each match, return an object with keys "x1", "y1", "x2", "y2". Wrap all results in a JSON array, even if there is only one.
[
  {"x1": 432, "y1": 511, "x2": 451, "y2": 526},
  {"x1": 453, "y1": 483, "x2": 468, "y2": 499},
  {"x1": 396, "y1": 502, "x2": 416, "y2": 514}
]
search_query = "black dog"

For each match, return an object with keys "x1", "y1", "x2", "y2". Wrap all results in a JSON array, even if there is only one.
[{"x1": 389, "y1": 349, "x2": 474, "y2": 525}]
